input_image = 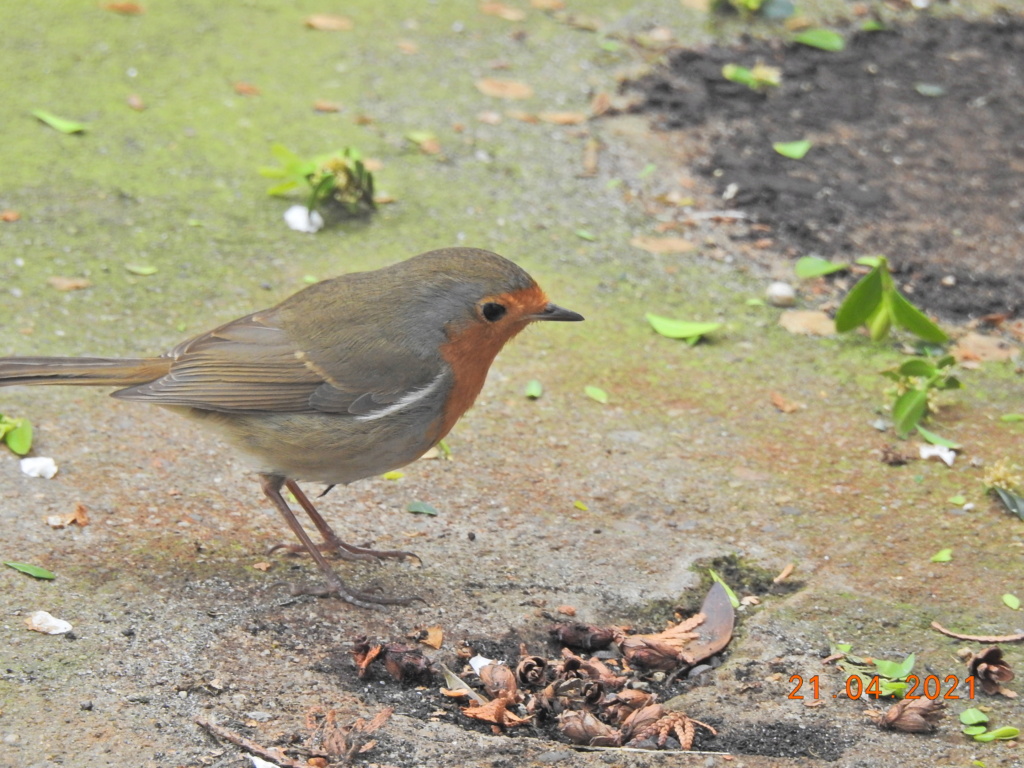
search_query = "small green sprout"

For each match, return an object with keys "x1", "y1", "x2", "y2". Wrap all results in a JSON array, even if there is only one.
[
  {"x1": 835, "y1": 256, "x2": 947, "y2": 343},
  {"x1": 880, "y1": 354, "x2": 961, "y2": 437},
  {"x1": 260, "y1": 144, "x2": 375, "y2": 217}
]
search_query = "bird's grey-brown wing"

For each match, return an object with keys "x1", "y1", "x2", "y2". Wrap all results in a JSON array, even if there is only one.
[{"x1": 111, "y1": 309, "x2": 441, "y2": 415}]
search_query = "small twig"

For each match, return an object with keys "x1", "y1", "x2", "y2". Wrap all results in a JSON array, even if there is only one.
[
  {"x1": 930, "y1": 621, "x2": 1024, "y2": 643},
  {"x1": 194, "y1": 716, "x2": 307, "y2": 768}
]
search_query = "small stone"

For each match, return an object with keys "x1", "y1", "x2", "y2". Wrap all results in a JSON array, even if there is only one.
[{"x1": 766, "y1": 281, "x2": 797, "y2": 307}]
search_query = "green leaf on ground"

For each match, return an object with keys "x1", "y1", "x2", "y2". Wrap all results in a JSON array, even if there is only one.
[
  {"x1": 32, "y1": 109, "x2": 88, "y2": 134},
  {"x1": 125, "y1": 263, "x2": 158, "y2": 276},
  {"x1": 793, "y1": 29, "x2": 845, "y2": 51},
  {"x1": 645, "y1": 313, "x2": 721, "y2": 342},
  {"x1": 930, "y1": 548, "x2": 952, "y2": 563},
  {"x1": 584, "y1": 385, "x2": 608, "y2": 404},
  {"x1": 994, "y1": 487, "x2": 1024, "y2": 520},
  {"x1": 406, "y1": 501, "x2": 438, "y2": 516},
  {"x1": 1002, "y1": 593, "x2": 1021, "y2": 610},
  {"x1": 4, "y1": 561, "x2": 56, "y2": 580},
  {"x1": 960, "y1": 708, "x2": 989, "y2": 726},
  {"x1": 1000, "y1": 414, "x2": 1024, "y2": 422},
  {"x1": 974, "y1": 727, "x2": 1020, "y2": 742},
  {"x1": 773, "y1": 139, "x2": 812, "y2": 159},
  {"x1": 524, "y1": 380, "x2": 543, "y2": 399},
  {"x1": 3, "y1": 418, "x2": 32, "y2": 455},
  {"x1": 795, "y1": 256, "x2": 847, "y2": 278},
  {"x1": 575, "y1": 229, "x2": 597, "y2": 241}
]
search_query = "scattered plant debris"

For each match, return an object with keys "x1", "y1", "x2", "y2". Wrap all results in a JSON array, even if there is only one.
[
  {"x1": 960, "y1": 646, "x2": 1015, "y2": 696},
  {"x1": 880, "y1": 355, "x2": 960, "y2": 438},
  {"x1": 260, "y1": 144, "x2": 375, "y2": 223},
  {"x1": 866, "y1": 697, "x2": 944, "y2": 733}
]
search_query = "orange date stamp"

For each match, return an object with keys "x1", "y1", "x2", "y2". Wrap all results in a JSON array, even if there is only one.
[{"x1": 788, "y1": 674, "x2": 977, "y2": 700}]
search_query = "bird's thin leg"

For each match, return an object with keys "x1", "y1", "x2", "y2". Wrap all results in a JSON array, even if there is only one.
[
  {"x1": 259, "y1": 474, "x2": 419, "y2": 608},
  {"x1": 284, "y1": 479, "x2": 420, "y2": 563}
]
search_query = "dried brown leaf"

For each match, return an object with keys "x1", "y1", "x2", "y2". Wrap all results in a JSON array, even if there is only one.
[
  {"x1": 47, "y1": 276, "x2": 92, "y2": 292},
  {"x1": 232, "y1": 81, "x2": 260, "y2": 96},
  {"x1": 538, "y1": 111, "x2": 588, "y2": 125},
  {"x1": 951, "y1": 332, "x2": 1018, "y2": 363},
  {"x1": 461, "y1": 696, "x2": 531, "y2": 728},
  {"x1": 1, "y1": 210, "x2": 20, "y2": 222},
  {"x1": 397, "y1": 39, "x2": 419, "y2": 54},
  {"x1": 505, "y1": 110, "x2": 539, "y2": 122},
  {"x1": 420, "y1": 625, "x2": 443, "y2": 649},
  {"x1": 480, "y1": 2, "x2": 527, "y2": 21},
  {"x1": 629, "y1": 235, "x2": 696, "y2": 254},
  {"x1": 779, "y1": 310, "x2": 836, "y2": 336},
  {"x1": 45, "y1": 502, "x2": 90, "y2": 529},
  {"x1": 305, "y1": 14, "x2": 353, "y2": 31},
  {"x1": 313, "y1": 100, "x2": 341, "y2": 112},
  {"x1": 103, "y1": 2, "x2": 144, "y2": 14},
  {"x1": 772, "y1": 563, "x2": 795, "y2": 583},
  {"x1": 770, "y1": 391, "x2": 803, "y2": 413},
  {"x1": 126, "y1": 94, "x2": 146, "y2": 111},
  {"x1": 476, "y1": 78, "x2": 534, "y2": 100},
  {"x1": 531, "y1": 0, "x2": 565, "y2": 8}
]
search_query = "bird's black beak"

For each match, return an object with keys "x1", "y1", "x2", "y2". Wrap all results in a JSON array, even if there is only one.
[{"x1": 530, "y1": 302, "x2": 584, "y2": 322}]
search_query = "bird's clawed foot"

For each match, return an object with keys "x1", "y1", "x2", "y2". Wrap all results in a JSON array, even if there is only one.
[
  {"x1": 260, "y1": 474, "x2": 424, "y2": 610},
  {"x1": 266, "y1": 537, "x2": 420, "y2": 565}
]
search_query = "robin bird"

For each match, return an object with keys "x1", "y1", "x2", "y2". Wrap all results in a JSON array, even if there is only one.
[{"x1": 0, "y1": 247, "x2": 582, "y2": 608}]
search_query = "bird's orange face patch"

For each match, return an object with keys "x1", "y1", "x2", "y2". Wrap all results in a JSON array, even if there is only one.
[
  {"x1": 479, "y1": 283, "x2": 550, "y2": 324},
  {"x1": 433, "y1": 283, "x2": 549, "y2": 441}
]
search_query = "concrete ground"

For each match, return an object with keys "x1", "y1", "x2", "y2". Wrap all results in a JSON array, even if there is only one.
[{"x1": 1, "y1": 2, "x2": 1021, "y2": 767}]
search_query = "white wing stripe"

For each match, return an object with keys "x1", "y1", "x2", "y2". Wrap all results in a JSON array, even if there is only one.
[{"x1": 354, "y1": 373, "x2": 446, "y2": 422}]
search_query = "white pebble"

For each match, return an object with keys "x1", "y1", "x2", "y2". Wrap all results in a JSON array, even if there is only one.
[
  {"x1": 20, "y1": 457, "x2": 58, "y2": 479},
  {"x1": 766, "y1": 281, "x2": 796, "y2": 307},
  {"x1": 283, "y1": 205, "x2": 324, "y2": 234}
]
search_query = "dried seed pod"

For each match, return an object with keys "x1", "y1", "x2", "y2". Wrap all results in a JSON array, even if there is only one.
[
  {"x1": 478, "y1": 661, "x2": 519, "y2": 700},
  {"x1": 620, "y1": 703, "x2": 665, "y2": 740},
  {"x1": 965, "y1": 646, "x2": 1015, "y2": 695},
  {"x1": 617, "y1": 636, "x2": 686, "y2": 672},
  {"x1": 604, "y1": 687, "x2": 655, "y2": 722},
  {"x1": 557, "y1": 709, "x2": 621, "y2": 747},
  {"x1": 866, "y1": 698, "x2": 945, "y2": 733},
  {"x1": 515, "y1": 655, "x2": 548, "y2": 687},
  {"x1": 550, "y1": 623, "x2": 616, "y2": 650},
  {"x1": 581, "y1": 680, "x2": 605, "y2": 706},
  {"x1": 382, "y1": 644, "x2": 432, "y2": 684}
]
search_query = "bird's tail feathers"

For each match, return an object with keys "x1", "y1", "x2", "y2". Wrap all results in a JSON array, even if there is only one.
[{"x1": 0, "y1": 356, "x2": 170, "y2": 387}]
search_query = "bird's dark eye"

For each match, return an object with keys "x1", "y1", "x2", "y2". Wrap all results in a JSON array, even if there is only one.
[{"x1": 481, "y1": 302, "x2": 507, "y2": 322}]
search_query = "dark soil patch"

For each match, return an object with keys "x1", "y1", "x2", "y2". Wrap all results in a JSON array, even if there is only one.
[{"x1": 631, "y1": 15, "x2": 1024, "y2": 321}]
